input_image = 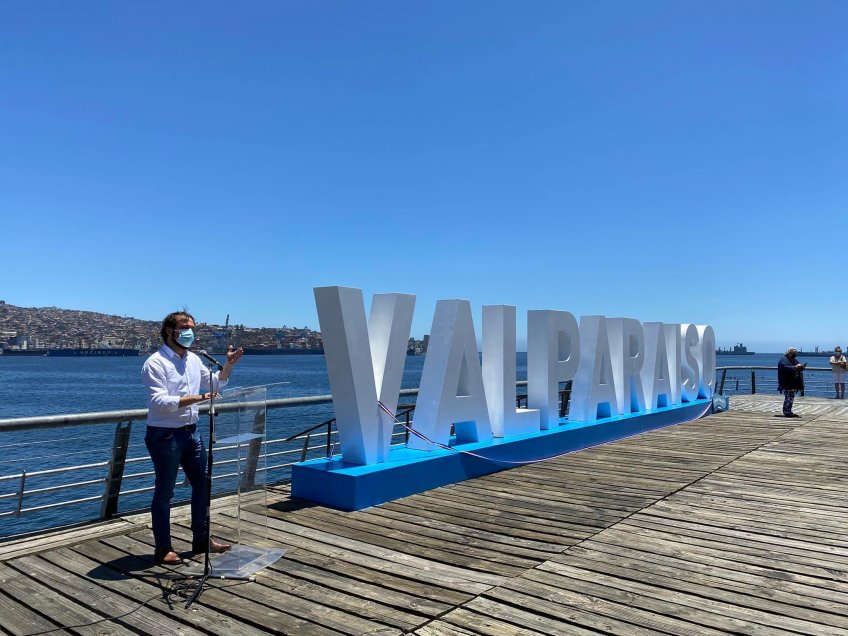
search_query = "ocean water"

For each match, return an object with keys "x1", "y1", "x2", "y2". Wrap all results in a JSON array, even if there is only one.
[{"x1": 0, "y1": 354, "x2": 363, "y2": 420}]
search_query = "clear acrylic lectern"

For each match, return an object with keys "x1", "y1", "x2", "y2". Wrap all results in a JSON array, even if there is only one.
[{"x1": 184, "y1": 382, "x2": 287, "y2": 579}]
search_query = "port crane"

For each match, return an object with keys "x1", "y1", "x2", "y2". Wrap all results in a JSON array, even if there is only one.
[{"x1": 212, "y1": 314, "x2": 232, "y2": 351}]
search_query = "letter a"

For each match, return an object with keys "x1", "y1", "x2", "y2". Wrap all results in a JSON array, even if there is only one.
[
  {"x1": 570, "y1": 316, "x2": 619, "y2": 421},
  {"x1": 410, "y1": 300, "x2": 492, "y2": 449}
]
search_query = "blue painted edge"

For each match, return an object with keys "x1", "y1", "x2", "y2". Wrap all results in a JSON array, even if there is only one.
[{"x1": 291, "y1": 399, "x2": 712, "y2": 510}]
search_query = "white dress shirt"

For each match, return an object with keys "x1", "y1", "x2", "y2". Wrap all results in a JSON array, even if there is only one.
[{"x1": 142, "y1": 344, "x2": 228, "y2": 428}]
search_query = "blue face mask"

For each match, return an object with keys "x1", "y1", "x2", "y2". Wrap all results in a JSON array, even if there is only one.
[{"x1": 175, "y1": 328, "x2": 195, "y2": 348}]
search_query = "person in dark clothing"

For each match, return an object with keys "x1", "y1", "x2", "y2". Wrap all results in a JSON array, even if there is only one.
[{"x1": 777, "y1": 347, "x2": 806, "y2": 417}]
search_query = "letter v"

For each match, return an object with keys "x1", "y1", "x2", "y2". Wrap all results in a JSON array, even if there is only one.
[{"x1": 314, "y1": 286, "x2": 415, "y2": 464}]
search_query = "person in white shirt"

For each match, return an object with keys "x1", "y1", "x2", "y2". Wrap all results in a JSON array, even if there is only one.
[
  {"x1": 829, "y1": 346, "x2": 846, "y2": 399},
  {"x1": 141, "y1": 311, "x2": 244, "y2": 565}
]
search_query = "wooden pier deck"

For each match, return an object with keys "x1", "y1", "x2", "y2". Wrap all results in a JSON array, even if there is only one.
[{"x1": 1, "y1": 394, "x2": 847, "y2": 635}]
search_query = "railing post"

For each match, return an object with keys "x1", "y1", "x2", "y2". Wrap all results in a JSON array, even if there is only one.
[
  {"x1": 242, "y1": 409, "x2": 266, "y2": 489},
  {"x1": 751, "y1": 370, "x2": 756, "y2": 394},
  {"x1": 405, "y1": 410, "x2": 411, "y2": 443},
  {"x1": 326, "y1": 420, "x2": 333, "y2": 458},
  {"x1": 16, "y1": 471, "x2": 26, "y2": 516},
  {"x1": 101, "y1": 421, "x2": 132, "y2": 519},
  {"x1": 718, "y1": 369, "x2": 727, "y2": 395},
  {"x1": 559, "y1": 381, "x2": 573, "y2": 417},
  {"x1": 300, "y1": 434, "x2": 311, "y2": 462}
]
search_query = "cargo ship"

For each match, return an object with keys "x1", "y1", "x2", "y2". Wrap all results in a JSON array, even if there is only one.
[
  {"x1": 2, "y1": 347, "x2": 139, "y2": 356},
  {"x1": 716, "y1": 343, "x2": 755, "y2": 355},
  {"x1": 240, "y1": 347, "x2": 323, "y2": 355},
  {"x1": 46, "y1": 348, "x2": 140, "y2": 357}
]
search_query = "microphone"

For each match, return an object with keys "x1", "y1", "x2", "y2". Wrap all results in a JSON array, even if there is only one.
[{"x1": 196, "y1": 349, "x2": 224, "y2": 371}]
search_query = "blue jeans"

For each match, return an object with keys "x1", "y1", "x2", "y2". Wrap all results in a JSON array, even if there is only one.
[{"x1": 145, "y1": 425, "x2": 208, "y2": 550}]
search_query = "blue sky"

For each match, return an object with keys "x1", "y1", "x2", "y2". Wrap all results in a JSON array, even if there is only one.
[{"x1": 1, "y1": 1, "x2": 845, "y2": 351}]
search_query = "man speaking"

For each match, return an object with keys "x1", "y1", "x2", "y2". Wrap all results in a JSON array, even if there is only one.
[{"x1": 141, "y1": 310, "x2": 244, "y2": 565}]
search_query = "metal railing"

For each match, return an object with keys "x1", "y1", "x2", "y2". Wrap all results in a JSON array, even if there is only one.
[
  {"x1": 716, "y1": 366, "x2": 836, "y2": 397},
  {"x1": 0, "y1": 389, "x2": 410, "y2": 520},
  {"x1": 0, "y1": 379, "x2": 575, "y2": 536}
]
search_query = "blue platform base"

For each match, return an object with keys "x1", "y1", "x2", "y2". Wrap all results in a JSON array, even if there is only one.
[{"x1": 291, "y1": 399, "x2": 712, "y2": 511}]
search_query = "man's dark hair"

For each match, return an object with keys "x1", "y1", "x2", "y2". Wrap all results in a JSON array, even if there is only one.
[{"x1": 160, "y1": 311, "x2": 195, "y2": 342}]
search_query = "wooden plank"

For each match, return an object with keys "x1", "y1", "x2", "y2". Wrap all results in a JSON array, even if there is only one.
[
  {"x1": 165, "y1": 519, "x2": 423, "y2": 633},
  {"x1": 643, "y1": 499, "x2": 848, "y2": 548},
  {"x1": 428, "y1": 482, "x2": 630, "y2": 525},
  {"x1": 91, "y1": 534, "x2": 350, "y2": 636},
  {"x1": 194, "y1": 570, "x2": 404, "y2": 636},
  {"x1": 0, "y1": 591, "x2": 62, "y2": 636},
  {"x1": 201, "y1": 512, "x2": 477, "y2": 607},
  {"x1": 0, "y1": 560, "x2": 135, "y2": 635},
  {"x1": 413, "y1": 620, "x2": 494, "y2": 635},
  {"x1": 0, "y1": 519, "x2": 137, "y2": 561},
  {"x1": 611, "y1": 518, "x2": 848, "y2": 584},
  {"x1": 435, "y1": 606, "x2": 553, "y2": 636},
  {"x1": 467, "y1": 595, "x2": 636, "y2": 635},
  {"x1": 523, "y1": 566, "x2": 800, "y2": 636},
  {"x1": 686, "y1": 476, "x2": 848, "y2": 508},
  {"x1": 364, "y1": 505, "x2": 563, "y2": 555},
  {"x1": 0, "y1": 562, "x2": 65, "y2": 636},
  {"x1": 668, "y1": 490, "x2": 848, "y2": 527},
  {"x1": 242, "y1": 563, "x2": 414, "y2": 633},
  {"x1": 10, "y1": 553, "x2": 207, "y2": 636},
  {"x1": 447, "y1": 479, "x2": 639, "y2": 517},
  {"x1": 305, "y1": 506, "x2": 556, "y2": 562},
  {"x1": 48, "y1": 544, "x2": 265, "y2": 636},
  {"x1": 381, "y1": 493, "x2": 603, "y2": 542},
  {"x1": 200, "y1": 513, "x2": 465, "y2": 615},
  {"x1": 486, "y1": 576, "x2": 729, "y2": 636},
  {"x1": 538, "y1": 558, "x2": 838, "y2": 635},
  {"x1": 277, "y1": 508, "x2": 534, "y2": 576},
  {"x1": 633, "y1": 511, "x2": 848, "y2": 562},
  {"x1": 556, "y1": 543, "x2": 848, "y2": 629},
  {"x1": 569, "y1": 540, "x2": 848, "y2": 613},
  {"x1": 255, "y1": 509, "x2": 507, "y2": 591}
]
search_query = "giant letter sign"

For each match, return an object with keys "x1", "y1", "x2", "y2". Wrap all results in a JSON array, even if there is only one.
[
  {"x1": 314, "y1": 286, "x2": 414, "y2": 464},
  {"x1": 570, "y1": 316, "x2": 619, "y2": 421},
  {"x1": 695, "y1": 325, "x2": 716, "y2": 398},
  {"x1": 680, "y1": 324, "x2": 701, "y2": 402},
  {"x1": 313, "y1": 285, "x2": 716, "y2": 466},
  {"x1": 642, "y1": 322, "x2": 673, "y2": 410},
  {"x1": 483, "y1": 305, "x2": 540, "y2": 437},
  {"x1": 370, "y1": 293, "x2": 417, "y2": 459},
  {"x1": 527, "y1": 310, "x2": 580, "y2": 429},
  {"x1": 607, "y1": 317, "x2": 646, "y2": 414},
  {"x1": 410, "y1": 300, "x2": 493, "y2": 449},
  {"x1": 663, "y1": 323, "x2": 683, "y2": 405}
]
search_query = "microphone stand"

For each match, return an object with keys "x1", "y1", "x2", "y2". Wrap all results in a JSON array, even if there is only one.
[{"x1": 185, "y1": 356, "x2": 218, "y2": 609}]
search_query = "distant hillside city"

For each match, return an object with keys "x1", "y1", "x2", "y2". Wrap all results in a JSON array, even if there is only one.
[{"x1": 0, "y1": 301, "x2": 428, "y2": 356}]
